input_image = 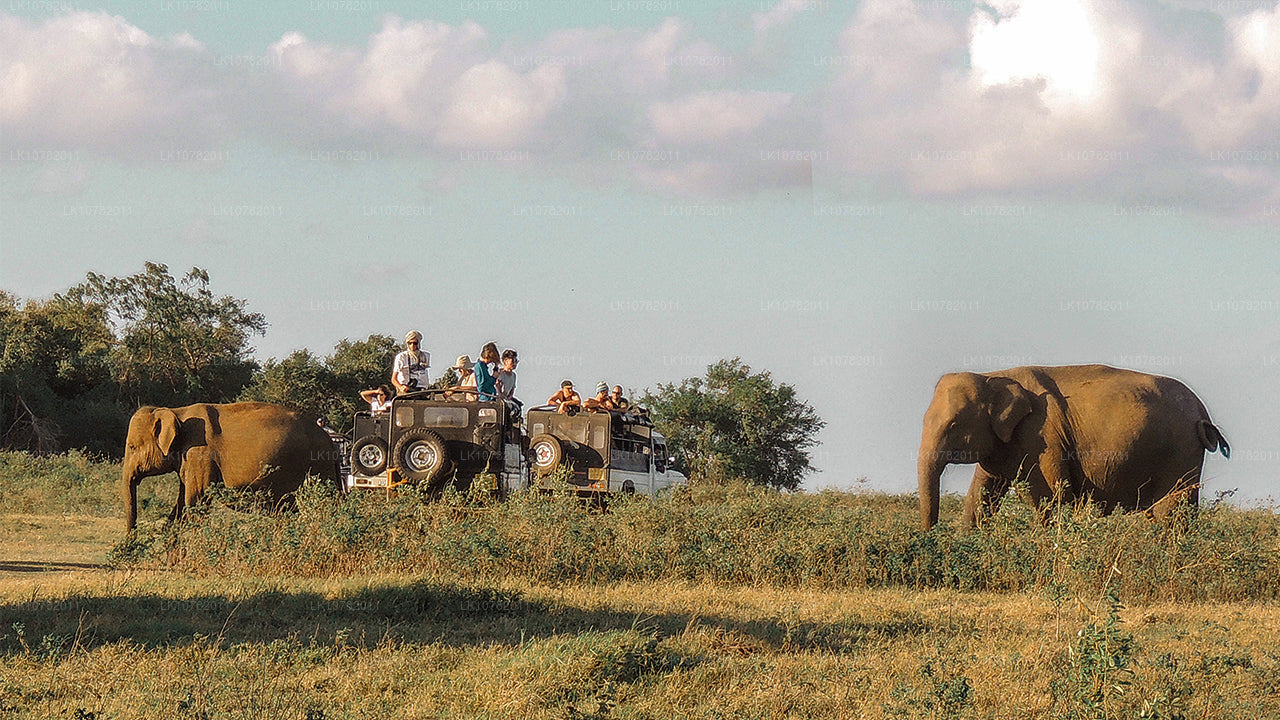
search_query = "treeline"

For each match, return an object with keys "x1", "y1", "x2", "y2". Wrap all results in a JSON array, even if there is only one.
[
  {"x1": 0, "y1": 263, "x2": 397, "y2": 456},
  {"x1": 3, "y1": 264, "x2": 827, "y2": 489}
]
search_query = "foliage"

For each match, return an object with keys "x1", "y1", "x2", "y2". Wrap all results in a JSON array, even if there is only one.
[
  {"x1": 67, "y1": 262, "x2": 267, "y2": 407},
  {"x1": 85, "y1": 459, "x2": 1278, "y2": 603},
  {"x1": 0, "y1": 291, "x2": 119, "y2": 453},
  {"x1": 639, "y1": 357, "x2": 825, "y2": 490},
  {"x1": 238, "y1": 334, "x2": 399, "y2": 432},
  {"x1": 1053, "y1": 587, "x2": 1137, "y2": 720}
]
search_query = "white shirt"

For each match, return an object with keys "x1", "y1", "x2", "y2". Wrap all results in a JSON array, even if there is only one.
[{"x1": 394, "y1": 349, "x2": 430, "y2": 389}]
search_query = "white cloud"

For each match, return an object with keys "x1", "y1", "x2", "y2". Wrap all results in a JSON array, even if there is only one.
[
  {"x1": 0, "y1": 12, "x2": 219, "y2": 153},
  {"x1": 970, "y1": 0, "x2": 1103, "y2": 106},
  {"x1": 819, "y1": 0, "x2": 1280, "y2": 210},
  {"x1": 435, "y1": 61, "x2": 567, "y2": 148},
  {"x1": 648, "y1": 91, "x2": 793, "y2": 144},
  {"x1": 2, "y1": 4, "x2": 1278, "y2": 209},
  {"x1": 753, "y1": 0, "x2": 814, "y2": 36}
]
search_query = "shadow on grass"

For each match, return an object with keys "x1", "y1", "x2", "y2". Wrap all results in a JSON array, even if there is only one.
[
  {"x1": 0, "y1": 579, "x2": 932, "y2": 657},
  {"x1": 0, "y1": 561, "x2": 110, "y2": 573}
]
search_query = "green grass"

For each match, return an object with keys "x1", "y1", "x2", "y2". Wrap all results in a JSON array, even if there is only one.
[{"x1": 2, "y1": 451, "x2": 1280, "y2": 718}]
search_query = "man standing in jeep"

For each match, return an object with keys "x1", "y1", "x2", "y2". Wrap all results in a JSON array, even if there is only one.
[{"x1": 392, "y1": 330, "x2": 430, "y2": 393}]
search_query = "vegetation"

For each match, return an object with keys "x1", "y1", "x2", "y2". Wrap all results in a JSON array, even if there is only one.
[
  {"x1": 640, "y1": 358, "x2": 825, "y2": 490},
  {"x1": 1, "y1": 265, "x2": 401, "y2": 452},
  {"x1": 1, "y1": 451, "x2": 1279, "y2": 718},
  {"x1": 237, "y1": 335, "x2": 400, "y2": 432}
]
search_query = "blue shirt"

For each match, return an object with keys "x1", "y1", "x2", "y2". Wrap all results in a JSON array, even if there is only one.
[{"x1": 474, "y1": 360, "x2": 497, "y2": 401}]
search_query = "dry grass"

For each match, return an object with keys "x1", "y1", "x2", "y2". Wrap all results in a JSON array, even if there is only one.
[
  {"x1": 2, "y1": 573, "x2": 1279, "y2": 719},
  {"x1": 3, "y1": 452, "x2": 1280, "y2": 718}
]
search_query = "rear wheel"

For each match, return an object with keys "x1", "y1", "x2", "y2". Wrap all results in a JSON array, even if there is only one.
[
  {"x1": 529, "y1": 433, "x2": 564, "y2": 476},
  {"x1": 351, "y1": 436, "x2": 389, "y2": 476},
  {"x1": 393, "y1": 429, "x2": 449, "y2": 483}
]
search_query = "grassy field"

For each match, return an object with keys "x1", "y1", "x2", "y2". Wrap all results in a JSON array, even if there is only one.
[{"x1": 1, "y1": 451, "x2": 1278, "y2": 719}]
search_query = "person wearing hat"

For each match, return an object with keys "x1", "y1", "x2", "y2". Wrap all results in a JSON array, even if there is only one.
[
  {"x1": 392, "y1": 330, "x2": 430, "y2": 394},
  {"x1": 547, "y1": 380, "x2": 582, "y2": 415},
  {"x1": 582, "y1": 380, "x2": 612, "y2": 412},
  {"x1": 445, "y1": 354, "x2": 477, "y2": 401}
]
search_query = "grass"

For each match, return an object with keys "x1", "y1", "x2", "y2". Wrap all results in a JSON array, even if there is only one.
[{"x1": 2, "y1": 451, "x2": 1279, "y2": 718}]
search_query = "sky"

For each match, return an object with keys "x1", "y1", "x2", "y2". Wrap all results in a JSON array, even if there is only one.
[{"x1": 2, "y1": 0, "x2": 1278, "y2": 504}]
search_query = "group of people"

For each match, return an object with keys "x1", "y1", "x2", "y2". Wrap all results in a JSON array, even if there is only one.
[
  {"x1": 358, "y1": 330, "x2": 635, "y2": 418},
  {"x1": 546, "y1": 380, "x2": 628, "y2": 415},
  {"x1": 359, "y1": 330, "x2": 519, "y2": 413}
]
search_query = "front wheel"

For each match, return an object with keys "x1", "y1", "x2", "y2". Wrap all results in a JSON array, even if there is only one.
[{"x1": 393, "y1": 429, "x2": 449, "y2": 483}]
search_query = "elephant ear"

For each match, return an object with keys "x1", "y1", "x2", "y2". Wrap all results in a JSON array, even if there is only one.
[
  {"x1": 986, "y1": 377, "x2": 1032, "y2": 444},
  {"x1": 155, "y1": 408, "x2": 180, "y2": 456}
]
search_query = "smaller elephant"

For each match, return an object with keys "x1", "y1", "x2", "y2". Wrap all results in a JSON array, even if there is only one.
[
  {"x1": 917, "y1": 364, "x2": 1230, "y2": 530},
  {"x1": 122, "y1": 402, "x2": 340, "y2": 532}
]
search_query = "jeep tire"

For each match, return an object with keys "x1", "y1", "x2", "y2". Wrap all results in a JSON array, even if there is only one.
[
  {"x1": 351, "y1": 436, "x2": 389, "y2": 476},
  {"x1": 529, "y1": 433, "x2": 564, "y2": 476},
  {"x1": 394, "y1": 428, "x2": 449, "y2": 483}
]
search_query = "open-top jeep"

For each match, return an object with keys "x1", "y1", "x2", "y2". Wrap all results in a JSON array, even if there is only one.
[
  {"x1": 348, "y1": 389, "x2": 525, "y2": 495},
  {"x1": 525, "y1": 406, "x2": 686, "y2": 497}
]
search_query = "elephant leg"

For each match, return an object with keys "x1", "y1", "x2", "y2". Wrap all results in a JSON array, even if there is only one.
[
  {"x1": 169, "y1": 478, "x2": 187, "y2": 523},
  {"x1": 963, "y1": 467, "x2": 1011, "y2": 528},
  {"x1": 1147, "y1": 467, "x2": 1202, "y2": 521},
  {"x1": 179, "y1": 448, "x2": 215, "y2": 517},
  {"x1": 1006, "y1": 454, "x2": 1058, "y2": 524}
]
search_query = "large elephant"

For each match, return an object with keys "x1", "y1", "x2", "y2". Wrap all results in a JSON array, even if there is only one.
[
  {"x1": 917, "y1": 365, "x2": 1230, "y2": 530},
  {"x1": 122, "y1": 402, "x2": 340, "y2": 532}
]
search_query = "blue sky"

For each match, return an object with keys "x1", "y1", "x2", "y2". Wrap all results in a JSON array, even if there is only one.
[{"x1": 2, "y1": 0, "x2": 1278, "y2": 503}]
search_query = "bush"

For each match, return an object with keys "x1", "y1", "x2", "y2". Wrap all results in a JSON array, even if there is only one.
[{"x1": 115, "y1": 475, "x2": 1280, "y2": 603}]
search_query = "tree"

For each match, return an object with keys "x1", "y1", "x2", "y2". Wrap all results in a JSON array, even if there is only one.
[
  {"x1": 239, "y1": 334, "x2": 399, "y2": 432},
  {"x1": 639, "y1": 358, "x2": 825, "y2": 490},
  {"x1": 0, "y1": 290, "x2": 120, "y2": 453},
  {"x1": 68, "y1": 263, "x2": 266, "y2": 406}
]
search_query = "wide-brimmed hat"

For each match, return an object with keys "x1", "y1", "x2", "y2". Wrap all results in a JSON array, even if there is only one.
[
  {"x1": 405, "y1": 330, "x2": 423, "y2": 342},
  {"x1": 453, "y1": 355, "x2": 472, "y2": 370}
]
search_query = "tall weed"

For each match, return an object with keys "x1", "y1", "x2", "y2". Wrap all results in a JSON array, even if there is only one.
[{"x1": 114, "y1": 477, "x2": 1280, "y2": 603}]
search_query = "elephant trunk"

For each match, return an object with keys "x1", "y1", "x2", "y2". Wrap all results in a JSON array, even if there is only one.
[
  {"x1": 918, "y1": 445, "x2": 946, "y2": 530},
  {"x1": 122, "y1": 463, "x2": 140, "y2": 533}
]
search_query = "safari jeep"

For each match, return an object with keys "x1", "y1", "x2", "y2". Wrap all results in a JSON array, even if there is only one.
[
  {"x1": 348, "y1": 389, "x2": 525, "y2": 495},
  {"x1": 525, "y1": 406, "x2": 687, "y2": 497}
]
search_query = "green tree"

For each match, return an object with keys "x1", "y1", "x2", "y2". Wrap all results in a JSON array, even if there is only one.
[
  {"x1": 0, "y1": 290, "x2": 120, "y2": 453},
  {"x1": 239, "y1": 334, "x2": 399, "y2": 432},
  {"x1": 639, "y1": 358, "x2": 824, "y2": 490},
  {"x1": 69, "y1": 263, "x2": 266, "y2": 406},
  {"x1": 324, "y1": 333, "x2": 400, "y2": 420}
]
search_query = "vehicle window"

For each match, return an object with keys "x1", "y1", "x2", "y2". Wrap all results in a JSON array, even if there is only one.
[
  {"x1": 423, "y1": 407, "x2": 469, "y2": 427},
  {"x1": 395, "y1": 406, "x2": 415, "y2": 428},
  {"x1": 592, "y1": 428, "x2": 608, "y2": 450}
]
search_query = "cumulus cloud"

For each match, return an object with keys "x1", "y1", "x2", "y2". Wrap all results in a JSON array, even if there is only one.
[
  {"x1": 0, "y1": 11, "x2": 221, "y2": 154},
  {"x1": 820, "y1": 0, "x2": 1280, "y2": 211},
  {"x1": 2, "y1": 4, "x2": 1278, "y2": 210}
]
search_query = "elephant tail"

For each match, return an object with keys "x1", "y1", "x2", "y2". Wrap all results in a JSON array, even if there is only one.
[{"x1": 1197, "y1": 420, "x2": 1230, "y2": 459}]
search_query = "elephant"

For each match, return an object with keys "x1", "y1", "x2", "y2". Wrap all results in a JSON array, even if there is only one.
[
  {"x1": 122, "y1": 402, "x2": 340, "y2": 532},
  {"x1": 917, "y1": 364, "x2": 1230, "y2": 530}
]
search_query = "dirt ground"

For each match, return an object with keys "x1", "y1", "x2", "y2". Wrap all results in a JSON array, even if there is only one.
[{"x1": 0, "y1": 514, "x2": 119, "y2": 576}]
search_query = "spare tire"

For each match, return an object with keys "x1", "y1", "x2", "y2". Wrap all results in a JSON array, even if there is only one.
[
  {"x1": 529, "y1": 433, "x2": 564, "y2": 477},
  {"x1": 351, "y1": 436, "x2": 389, "y2": 476},
  {"x1": 394, "y1": 428, "x2": 449, "y2": 483}
]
